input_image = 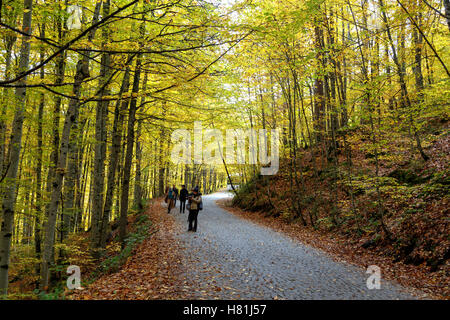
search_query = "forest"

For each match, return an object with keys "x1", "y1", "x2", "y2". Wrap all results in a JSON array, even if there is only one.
[{"x1": 0, "y1": 0, "x2": 448, "y2": 299}]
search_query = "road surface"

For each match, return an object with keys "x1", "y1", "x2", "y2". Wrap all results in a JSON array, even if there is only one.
[{"x1": 170, "y1": 192, "x2": 418, "y2": 300}]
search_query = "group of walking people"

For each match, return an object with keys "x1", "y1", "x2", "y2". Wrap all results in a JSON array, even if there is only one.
[{"x1": 165, "y1": 184, "x2": 203, "y2": 232}]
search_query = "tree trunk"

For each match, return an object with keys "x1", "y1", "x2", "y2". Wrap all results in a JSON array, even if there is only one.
[
  {"x1": 0, "y1": 0, "x2": 33, "y2": 295},
  {"x1": 378, "y1": 0, "x2": 429, "y2": 161},
  {"x1": 0, "y1": 23, "x2": 16, "y2": 178},
  {"x1": 158, "y1": 132, "x2": 166, "y2": 196},
  {"x1": 91, "y1": 0, "x2": 112, "y2": 252},
  {"x1": 445, "y1": 0, "x2": 450, "y2": 32},
  {"x1": 34, "y1": 23, "x2": 46, "y2": 275},
  {"x1": 412, "y1": 14, "x2": 424, "y2": 96},
  {"x1": 134, "y1": 120, "x2": 143, "y2": 209},
  {"x1": 313, "y1": 13, "x2": 326, "y2": 144},
  {"x1": 119, "y1": 55, "x2": 143, "y2": 246},
  {"x1": 40, "y1": 2, "x2": 102, "y2": 290},
  {"x1": 101, "y1": 66, "x2": 131, "y2": 248},
  {"x1": 133, "y1": 72, "x2": 147, "y2": 210}
]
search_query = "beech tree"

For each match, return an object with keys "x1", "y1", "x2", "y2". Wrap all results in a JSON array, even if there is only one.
[
  {"x1": 0, "y1": 0, "x2": 33, "y2": 295},
  {"x1": 0, "y1": 0, "x2": 447, "y2": 297}
]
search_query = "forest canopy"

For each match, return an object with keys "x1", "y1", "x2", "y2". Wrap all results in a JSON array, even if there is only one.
[{"x1": 0, "y1": 0, "x2": 448, "y2": 298}]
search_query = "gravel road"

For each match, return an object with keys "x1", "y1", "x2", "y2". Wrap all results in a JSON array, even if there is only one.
[{"x1": 171, "y1": 192, "x2": 418, "y2": 300}]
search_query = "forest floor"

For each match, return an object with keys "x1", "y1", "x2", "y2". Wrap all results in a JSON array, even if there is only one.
[
  {"x1": 70, "y1": 200, "x2": 185, "y2": 299},
  {"x1": 71, "y1": 193, "x2": 425, "y2": 300}
]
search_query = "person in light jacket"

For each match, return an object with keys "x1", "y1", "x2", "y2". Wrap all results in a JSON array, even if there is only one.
[{"x1": 187, "y1": 186, "x2": 202, "y2": 232}]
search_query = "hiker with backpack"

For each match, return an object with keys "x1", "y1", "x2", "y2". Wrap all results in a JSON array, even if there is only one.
[
  {"x1": 187, "y1": 186, "x2": 202, "y2": 232},
  {"x1": 166, "y1": 185, "x2": 177, "y2": 213},
  {"x1": 172, "y1": 184, "x2": 179, "y2": 206}
]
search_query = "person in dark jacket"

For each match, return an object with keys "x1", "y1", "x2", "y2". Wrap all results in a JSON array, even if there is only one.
[
  {"x1": 187, "y1": 186, "x2": 202, "y2": 232},
  {"x1": 179, "y1": 185, "x2": 188, "y2": 213}
]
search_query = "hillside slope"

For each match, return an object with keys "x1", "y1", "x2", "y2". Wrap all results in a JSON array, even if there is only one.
[{"x1": 232, "y1": 120, "x2": 449, "y2": 297}]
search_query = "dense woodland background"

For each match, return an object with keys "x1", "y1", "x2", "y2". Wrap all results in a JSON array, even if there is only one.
[{"x1": 0, "y1": 0, "x2": 448, "y2": 298}]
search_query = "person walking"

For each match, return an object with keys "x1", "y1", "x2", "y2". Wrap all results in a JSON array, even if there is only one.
[
  {"x1": 172, "y1": 184, "x2": 179, "y2": 208},
  {"x1": 166, "y1": 186, "x2": 176, "y2": 213},
  {"x1": 179, "y1": 185, "x2": 188, "y2": 213},
  {"x1": 187, "y1": 186, "x2": 202, "y2": 232}
]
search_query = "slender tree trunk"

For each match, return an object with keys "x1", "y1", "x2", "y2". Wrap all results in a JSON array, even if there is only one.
[
  {"x1": 40, "y1": 2, "x2": 102, "y2": 290},
  {"x1": 119, "y1": 56, "x2": 142, "y2": 246},
  {"x1": 34, "y1": 23, "x2": 46, "y2": 275},
  {"x1": 413, "y1": 14, "x2": 424, "y2": 96},
  {"x1": 101, "y1": 66, "x2": 131, "y2": 248},
  {"x1": 45, "y1": 22, "x2": 66, "y2": 200},
  {"x1": 313, "y1": 13, "x2": 326, "y2": 144},
  {"x1": 44, "y1": 1, "x2": 67, "y2": 256},
  {"x1": 379, "y1": 0, "x2": 429, "y2": 161},
  {"x1": 0, "y1": 28, "x2": 16, "y2": 178},
  {"x1": 158, "y1": 130, "x2": 166, "y2": 196},
  {"x1": 76, "y1": 143, "x2": 91, "y2": 232},
  {"x1": 133, "y1": 72, "x2": 147, "y2": 210},
  {"x1": 40, "y1": 59, "x2": 91, "y2": 290},
  {"x1": 445, "y1": 0, "x2": 450, "y2": 32},
  {"x1": 61, "y1": 118, "x2": 86, "y2": 240},
  {"x1": 91, "y1": 0, "x2": 112, "y2": 252},
  {"x1": 339, "y1": 7, "x2": 348, "y2": 128},
  {"x1": 134, "y1": 120, "x2": 143, "y2": 209},
  {"x1": 0, "y1": 0, "x2": 33, "y2": 295}
]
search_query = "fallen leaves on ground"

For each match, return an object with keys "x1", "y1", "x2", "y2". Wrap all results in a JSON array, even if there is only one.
[{"x1": 70, "y1": 200, "x2": 186, "y2": 300}]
